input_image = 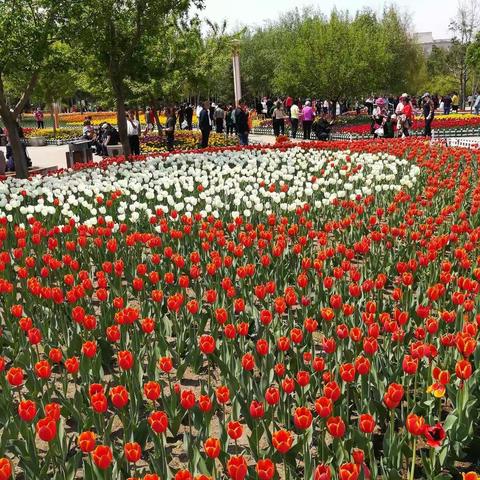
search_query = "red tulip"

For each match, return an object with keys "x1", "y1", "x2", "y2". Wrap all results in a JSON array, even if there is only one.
[
  {"x1": 36, "y1": 417, "x2": 57, "y2": 442},
  {"x1": 175, "y1": 471, "x2": 193, "y2": 480},
  {"x1": 358, "y1": 413, "x2": 375, "y2": 434},
  {"x1": 315, "y1": 396, "x2": 333, "y2": 418},
  {"x1": 327, "y1": 416, "x2": 346, "y2": 438},
  {"x1": 180, "y1": 389, "x2": 196, "y2": 409},
  {"x1": 272, "y1": 429, "x2": 293, "y2": 453},
  {"x1": 406, "y1": 414, "x2": 426, "y2": 436},
  {"x1": 216, "y1": 385, "x2": 230, "y2": 404},
  {"x1": 0, "y1": 458, "x2": 11, "y2": 480},
  {"x1": 148, "y1": 411, "x2": 168, "y2": 434},
  {"x1": 92, "y1": 445, "x2": 113, "y2": 470},
  {"x1": 144, "y1": 381, "x2": 161, "y2": 401},
  {"x1": 293, "y1": 406, "x2": 313, "y2": 430},
  {"x1": 338, "y1": 463, "x2": 359, "y2": 480},
  {"x1": 199, "y1": 334, "x2": 216, "y2": 355},
  {"x1": 227, "y1": 421, "x2": 243, "y2": 440},
  {"x1": 265, "y1": 386, "x2": 280, "y2": 405},
  {"x1": 18, "y1": 400, "x2": 37, "y2": 422},
  {"x1": 249, "y1": 400, "x2": 265, "y2": 419},
  {"x1": 124, "y1": 442, "x2": 142, "y2": 463},
  {"x1": 78, "y1": 431, "x2": 96, "y2": 453},
  {"x1": 6, "y1": 367, "x2": 24, "y2": 387},
  {"x1": 110, "y1": 385, "x2": 129, "y2": 409},
  {"x1": 424, "y1": 423, "x2": 446, "y2": 448},
  {"x1": 314, "y1": 464, "x2": 331, "y2": 480},
  {"x1": 226, "y1": 455, "x2": 248, "y2": 480},
  {"x1": 204, "y1": 437, "x2": 221, "y2": 458},
  {"x1": 256, "y1": 458, "x2": 275, "y2": 480}
]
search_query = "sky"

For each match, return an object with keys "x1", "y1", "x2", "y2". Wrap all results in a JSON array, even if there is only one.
[{"x1": 198, "y1": 0, "x2": 459, "y2": 38}]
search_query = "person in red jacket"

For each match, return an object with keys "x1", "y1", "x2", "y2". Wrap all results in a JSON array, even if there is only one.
[{"x1": 402, "y1": 97, "x2": 414, "y2": 137}]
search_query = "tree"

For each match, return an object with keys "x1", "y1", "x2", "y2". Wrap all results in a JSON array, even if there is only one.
[
  {"x1": 449, "y1": 0, "x2": 480, "y2": 108},
  {"x1": 247, "y1": 6, "x2": 424, "y2": 108},
  {"x1": 73, "y1": 0, "x2": 203, "y2": 158},
  {"x1": 0, "y1": 0, "x2": 71, "y2": 178},
  {"x1": 31, "y1": 42, "x2": 81, "y2": 135}
]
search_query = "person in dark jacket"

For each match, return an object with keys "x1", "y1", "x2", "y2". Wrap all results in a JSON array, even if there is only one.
[
  {"x1": 313, "y1": 114, "x2": 333, "y2": 141},
  {"x1": 199, "y1": 101, "x2": 211, "y2": 148},
  {"x1": 185, "y1": 104, "x2": 194, "y2": 130},
  {"x1": 383, "y1": 114, "x2": 395, "y2": 138},
  {"x1": 422, "y1": 92, "x2": 435, "y2": 137},
  {"x1": 235, "y1": 100, "x2": 250, "y2": 146},
  {"x1": 164, "y1": 107, "x2": 176, "y2": 151}
]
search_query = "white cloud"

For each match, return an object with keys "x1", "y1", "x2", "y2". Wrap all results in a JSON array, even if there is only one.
[{"x1": 198, "y1": 0, "x2": 457, "y2": 38}]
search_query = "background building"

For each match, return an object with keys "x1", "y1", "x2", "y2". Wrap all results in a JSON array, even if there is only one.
[{"x1": 416, "y1": 32, "x2": 452, "y2": 55}]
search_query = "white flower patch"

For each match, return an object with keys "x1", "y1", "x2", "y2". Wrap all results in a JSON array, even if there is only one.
[{"x1": 0, "y1": 147, "x2": 421, "y2": 225}]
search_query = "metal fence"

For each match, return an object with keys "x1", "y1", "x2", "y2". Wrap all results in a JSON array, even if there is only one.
[{"x1": 251, "y1": 126, "x2": 480, "y2": 141}]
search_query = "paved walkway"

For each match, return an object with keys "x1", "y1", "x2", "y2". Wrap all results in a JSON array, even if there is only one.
[{"x1": 8, "y1": 134, "x2": 480, "y2": 173}]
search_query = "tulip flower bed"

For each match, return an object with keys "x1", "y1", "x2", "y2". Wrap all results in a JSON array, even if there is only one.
[
  {"x1": 141, "y1": 132, "x2": 238, "y2": 154},
  {"x1": 0, "y1": 139, "x2": 480, "y2": 480},
  {"x1": 335, "y1": 115, "x2": 480, "y2": 136}
]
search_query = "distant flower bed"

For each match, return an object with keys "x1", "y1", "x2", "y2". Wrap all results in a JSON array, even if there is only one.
[
  {"x1": 336, "y1": 114, "x2": 480, "y2": 135},
  {"x1": 141, "y1": 131, "x2": 238, "y2": 153},
  {"x1": 24, "y1": 128, "x2": 83, "y2": 140}
]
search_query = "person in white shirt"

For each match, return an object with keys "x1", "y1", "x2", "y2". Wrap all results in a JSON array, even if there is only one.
[
  {"x1": 323, "y1": 99, "x2": 329, "y2": 114},
  {"x1": 290, "y1": 101, "x2": 300, "y2": 139},
  {"x1": 127, "y1": 110, "x2": 141, "y2": 155},
  {"x1": 395, "y1": 93, "x2": 407, "y2": 136},
  {"x1": 196, "y1": 104, "x2": 203, "y2": 121}
]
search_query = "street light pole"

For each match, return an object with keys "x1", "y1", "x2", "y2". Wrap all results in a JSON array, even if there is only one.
[{"x1": 232, "y1": 39, "x2": 242, "y2": 106}]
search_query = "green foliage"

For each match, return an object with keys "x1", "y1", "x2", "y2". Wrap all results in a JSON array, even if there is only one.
[{"x1": 235, "y1": 6, "x2": 425, "y2": 101}]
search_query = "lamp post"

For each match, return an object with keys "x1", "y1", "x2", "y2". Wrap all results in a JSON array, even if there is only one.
[{"x1": 232, "y1": 39, "x2": 242, "y2": 106}]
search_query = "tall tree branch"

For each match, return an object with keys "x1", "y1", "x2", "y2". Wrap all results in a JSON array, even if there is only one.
[{"x1": 13, "y1": 70, "x2": 40, "y2": 116}]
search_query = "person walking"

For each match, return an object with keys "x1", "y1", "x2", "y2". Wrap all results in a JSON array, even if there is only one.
[
  {"x1": 226, "y1": 105, "x2": 235, "y2": 136},
  {"x1": 474, "y1": 95, "x2": 480, "y2": 115},
  {"x1": 301, "y1": 101, "x2": 315, "y2": 140},
  {"x1": 452, "y1": 92, "x2": 459, "y2": 113},
  {"x1": 214, "y1": 104, "x2": 225, "y2": 133},
  {"x1": 284, "y1": 95, "x2": 293, "y2": 115},
  {"x1": 235, "y1": 100, "x2": 250, "y2": 146},
  {"x1": 442, "y1": 94, "x2": 452, "y2": 115},
  {"x1": 395, "y1": 93, "x2": 407, "y2": 137},
  {"x1": 272, "y1": 101, "x2": 286, "y2": 137},
  {"x1": 371, "y1": 98, "x2": 387, "y2": 138},
  {"x1": 266, "y1": 98, "x2": 274, "y2": 118},
  {"x1": 199, "y1": 102, "x2": 211, "y2": 148},
  {"x1": 185, "y1": 104, "x2": 194, "y2": 130},
  {"x1": 422, "y1": 93, "x2": 435, "y2": 137},
  {"x1": 402, "y1": 97, "x2": 414, "y2": 137},
  {"x1": 127, "y1": 110, "x2": 141, "y2": 155},
  {"x1": 144, "y1": 107, "x2": 155, "y2": 133},
  {"x1": 34, "y1": 107, "x2": 44, "y2": 129},
  {"x1": 164, "y1": 107, "x2": 176, "y2": 151},
  {"x1": 178, "y1": 105, "x2": 186, "y2": 129},
  {"x1": 290, "y1": 100, "x2": 300, "y2": 139}
]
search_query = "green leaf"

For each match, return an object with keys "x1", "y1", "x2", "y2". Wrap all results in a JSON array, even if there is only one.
[{"x1": 443, "y1": 414, "x2": 457, "y2": 432}]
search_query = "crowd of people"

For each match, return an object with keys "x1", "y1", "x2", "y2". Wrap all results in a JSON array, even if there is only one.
[
  {"x1": 257, "y1": 92, "x2": 439, "y2": 139},
  {"x1": 2, "y1": 89, "x2": 477, "y2": 173}
]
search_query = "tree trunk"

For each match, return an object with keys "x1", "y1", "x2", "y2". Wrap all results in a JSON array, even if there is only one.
[
  {"x1": 116, "y1": 97, "x2": 130, "y2": 158},
  {"x1": 3, "y1": 112, "x2": 29, "y2": 179},
  {"x1": 111, "y1": 76, "x2": 131, "y2": 158},
  {"x1": 51, "y1": 100, "x2": 56, "y2": 138}
]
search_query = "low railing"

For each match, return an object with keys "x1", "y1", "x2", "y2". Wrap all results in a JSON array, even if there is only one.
[{"x1": 251, "y1": 126, "x2": 480, "y2": 140}]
